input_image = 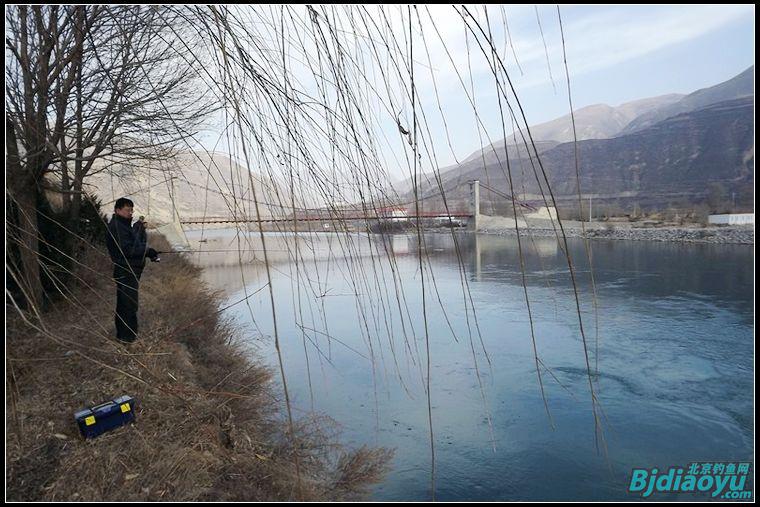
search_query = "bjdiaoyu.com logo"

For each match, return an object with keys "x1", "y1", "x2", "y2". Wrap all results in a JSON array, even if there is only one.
[{"x1": 629, "y1": 462, "x2": 752, "y2": 499}]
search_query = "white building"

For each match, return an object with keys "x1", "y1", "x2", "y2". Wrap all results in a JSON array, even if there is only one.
[{"x1": 708, "y1": 213, "x2": 754, "y2": 225}]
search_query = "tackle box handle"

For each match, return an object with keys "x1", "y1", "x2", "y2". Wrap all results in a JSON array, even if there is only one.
[{"x1": 90, "y1": 400, "x2": 117, "y2": 411}]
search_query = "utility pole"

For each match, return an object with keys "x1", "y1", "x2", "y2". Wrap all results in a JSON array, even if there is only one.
[{"x1": 589, "y1": 195, "x2": 592, "y2": 222}]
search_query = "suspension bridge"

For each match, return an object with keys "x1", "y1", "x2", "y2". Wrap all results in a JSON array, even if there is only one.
[{"x1": 177, "y1": 180, "x2": 536, "y2": 226}]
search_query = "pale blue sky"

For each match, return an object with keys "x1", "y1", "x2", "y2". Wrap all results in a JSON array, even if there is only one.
[
  {"x1": 500, "y1": 4, "x2": 755, "y2": 127},
  {"x1": 407, "y1": 4, "x2": 755, "y2": 171}
]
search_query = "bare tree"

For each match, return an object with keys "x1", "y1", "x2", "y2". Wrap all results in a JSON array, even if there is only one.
[
  {"x1": 706, "y1": 182, "x2": 727, "y2": 213},
  {"x1": 6, "y1": 5, "x2": 215, "y2": 308}
]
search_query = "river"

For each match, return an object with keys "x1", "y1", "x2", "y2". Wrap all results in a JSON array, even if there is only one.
[{"x1": 185, "y1": 229, "x2": 754, "y2": 500}]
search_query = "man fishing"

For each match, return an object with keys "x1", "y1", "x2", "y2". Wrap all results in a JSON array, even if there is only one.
[{"x1": 105, "y1": 198, "x2": 159, "y2": 343}]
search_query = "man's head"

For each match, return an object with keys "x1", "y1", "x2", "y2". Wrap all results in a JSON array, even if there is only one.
[{"x1": 114, "y1": 197, "x2": 134, "y2": 220}]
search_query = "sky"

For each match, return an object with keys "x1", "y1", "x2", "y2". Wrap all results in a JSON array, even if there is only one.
[
  {"x1": 407, "y1": 4, "x2": 755, "y2": 171},
  {"x1": 483, "y1": 4, "x2": 755, "y2": 128},
  {"x1": 196, "y1": 4, "x2": 755, "y2": 183}
]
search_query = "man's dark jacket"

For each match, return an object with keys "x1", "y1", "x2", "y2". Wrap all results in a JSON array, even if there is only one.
[{"x1": 106, "y1": 214, "x2": 150, "y2": 271}]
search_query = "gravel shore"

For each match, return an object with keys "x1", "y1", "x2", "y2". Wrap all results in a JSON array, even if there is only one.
[{"x1": 479, "y1": 221, "x2": 754, "y2": 245}]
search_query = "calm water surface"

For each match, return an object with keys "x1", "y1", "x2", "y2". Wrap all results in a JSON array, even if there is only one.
[{"x1": 186, "y1": 230, "x2": 754, "y2": 501}]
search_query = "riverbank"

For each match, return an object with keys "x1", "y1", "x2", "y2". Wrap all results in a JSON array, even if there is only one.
[
  {"x1": 6, "y1": 233, "x2": 391, "y2": 501},
  {"x1": 478, "y1": 216, "x2": 754, "y2": 245}
]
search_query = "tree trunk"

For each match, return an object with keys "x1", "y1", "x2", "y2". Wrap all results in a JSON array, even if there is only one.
[{"x1": 6, "y1": 117, "x2": 44, "y2": 311}]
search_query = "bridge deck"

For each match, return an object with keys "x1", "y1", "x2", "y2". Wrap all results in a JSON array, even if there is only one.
[{"x1": 180, "y1": 213, "x2": 471, "y2": 225}]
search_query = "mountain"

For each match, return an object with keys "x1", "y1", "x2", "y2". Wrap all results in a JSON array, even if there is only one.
[
  {"x1": 410, "y1": 67, "x2": 755, "y2": 215},
  {"x1": 537, "y1": 97, "x2": 754, "y2": 199},
  {"x1": 84, "y1": 151, "x2": 284, "y2": 226},
  {"x1": 415, "y1": 96, "x2": 755, "y2": 215},
  {"x1": 391, "y1": 140, "x2": 560, "y2": 194},
  {"x1": 460, "y1": 93, "x2": 685, "y2": 165},
  {"x1": 393, "y1": 92, "x2": 685, "y2": 196},
  {"x1": 619, "y1": 66, "x2": 754, "y2": 134}
]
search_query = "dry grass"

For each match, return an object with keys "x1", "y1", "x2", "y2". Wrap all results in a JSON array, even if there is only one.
[{"x1": 6, "y1": 234, "x2": 392, "y2": 501}]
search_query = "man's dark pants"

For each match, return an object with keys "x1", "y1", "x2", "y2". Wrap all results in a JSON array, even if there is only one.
[{"x1": 114, "y1": 265, "x2": 143, "y2": 342}]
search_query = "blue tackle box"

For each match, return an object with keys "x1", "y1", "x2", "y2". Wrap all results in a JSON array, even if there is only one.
[{"x1": 74, "y1": 395, "x2": 136, "y2": 439}]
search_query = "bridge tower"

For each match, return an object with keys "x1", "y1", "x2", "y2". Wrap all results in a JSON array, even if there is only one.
[{"x1": 469, "y1": 180, "x2": 480, "y2": 231}]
